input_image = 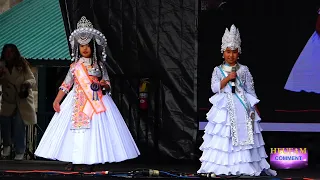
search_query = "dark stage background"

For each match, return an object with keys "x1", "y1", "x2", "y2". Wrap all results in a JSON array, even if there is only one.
[
  {"x1": 57, "y1": 0, "x2": 320, "y2": 165},
  {"x1": 59, "y1": 0, "x2": 198, "y2": 162}
]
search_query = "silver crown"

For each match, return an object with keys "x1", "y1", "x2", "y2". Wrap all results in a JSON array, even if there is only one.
[
  {"x1": 69, "y1": 16, "x2": 108, "y2": 62},
  {"x1": 77, "y1": 16, "x2": 93, "y2": 29},
  {"x1": 221, "y1": 24, "x2": 241, "y2": 54}
]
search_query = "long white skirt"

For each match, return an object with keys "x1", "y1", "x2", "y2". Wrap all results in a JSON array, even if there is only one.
[
  {"x1": 197, "y1": 93, "x2": 276, "y2": 176},
  {"x1": 35, "y1": 89, "x2": 140, "y2": 165}
]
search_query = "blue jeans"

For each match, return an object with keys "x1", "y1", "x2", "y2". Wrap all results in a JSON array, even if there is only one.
[{"x1": 0, "y1": 109, "x2": 26, "y2": 154}]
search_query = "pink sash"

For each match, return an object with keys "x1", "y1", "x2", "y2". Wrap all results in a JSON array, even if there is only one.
[{"x1": 71, "y1": 63, "x2": 106, "y2": 129}]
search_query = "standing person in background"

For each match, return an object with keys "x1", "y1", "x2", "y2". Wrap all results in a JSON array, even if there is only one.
[{"x1": 0, "y1": 44, "x2": 37, "y2": 160}]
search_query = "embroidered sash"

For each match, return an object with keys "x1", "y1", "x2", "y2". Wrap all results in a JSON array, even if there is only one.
[
  {"x1": 218, "y1": 66, "x2": 254, "y2": 146},
  {"x1": 219, "y1": 65, "x2": 253, "y2": 116},
  {"x1": 71, "y1": 63, "x2": 106, "y2": 129}
]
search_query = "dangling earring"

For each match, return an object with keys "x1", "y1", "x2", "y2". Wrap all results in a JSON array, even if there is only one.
[
  {"x1": 76, "y1": 47, "x2": 79, "y2": 60},
  {"x1": 93, "y1": 40, "x2": 97, "y2": 63}
]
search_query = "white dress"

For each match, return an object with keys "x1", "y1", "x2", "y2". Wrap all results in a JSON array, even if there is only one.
[
  {"x1": 284, "y1": 31, "x2": 320, "y2": 93},
  {"x1": 197, "y1": 63, "x2": 276, "y2": 176},
  {"x1": 35, "y1": 58, "x2": 140, "y2": 165}
]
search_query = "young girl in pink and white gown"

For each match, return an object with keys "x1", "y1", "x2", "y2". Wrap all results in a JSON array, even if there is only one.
[{"x1": 34, "y1": 16, "x2": 140, "y2": 170}]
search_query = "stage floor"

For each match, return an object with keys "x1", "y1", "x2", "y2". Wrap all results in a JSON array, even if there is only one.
[{"x1": 0, "y1": 160, "x2": 318, "y2": 179}]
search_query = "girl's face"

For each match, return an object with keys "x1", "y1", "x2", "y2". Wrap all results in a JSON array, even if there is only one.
[
  {"x1": 79, "y1": 44, "x2": 92, "y2": 58},
  {"x1": 223, "y1": 47, "x2": 239, "y2": 66}
]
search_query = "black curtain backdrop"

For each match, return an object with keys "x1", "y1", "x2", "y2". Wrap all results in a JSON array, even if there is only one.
[
  {"x1": 59, "y1": 0, "x2": 198, "y2": 161},
  {"x1": 58, "y1": 0, "x2": 320, "y2": 163}
]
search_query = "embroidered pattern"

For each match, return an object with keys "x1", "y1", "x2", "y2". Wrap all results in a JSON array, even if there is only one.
[
  {"x1": 226, "y1": 92, "x2": 238, "y2": 146},
  {"x1": 58, "y1": 58, "x2": 110, "y2": 130},
  {"x1": 72, "y1": 79, "x2": 90, "y2": 129},
  {"x1": 238, "y1": 91, "x2": 254, "y2": 146},
  {"x1": 220, "y1": 64, "x2": 254, "y2": 146},
  {"x1": 242, "y1": 66, "x2": 257, "y2": 98},
  {"x1": 60, "y1": 83, "x2": 72, "y2": 93},
  {"x1": 211, "y1": 67, "x2": 222, "y2": 93},
  {"x1": 71, "y1": 63, "x2": 106, "y2": 130},
  {"x1": 59, "y1": 66, "x2": 75, "y2": 94}
]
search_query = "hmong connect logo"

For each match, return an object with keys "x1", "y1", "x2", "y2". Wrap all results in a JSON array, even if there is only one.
[{"x1": 270, "y1": 148, "x2": 308, "y2": 169}]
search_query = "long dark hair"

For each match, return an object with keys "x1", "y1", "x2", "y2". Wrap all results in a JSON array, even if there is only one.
[
  {"x1": 0, "y1": 44, "x2": 30, "y2": 73},
  {"x1": 79, "y1": 40, "x2": 104, "y2": 80}
]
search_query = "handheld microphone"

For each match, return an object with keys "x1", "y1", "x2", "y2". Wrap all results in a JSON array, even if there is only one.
[{"x1": 231, "y1": 67, "x2": 236, "y2": 93}]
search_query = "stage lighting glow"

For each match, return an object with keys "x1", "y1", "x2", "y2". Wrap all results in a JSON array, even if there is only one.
[{"x1": 270, "y1": 148, "x2": 308, "y2": 169}]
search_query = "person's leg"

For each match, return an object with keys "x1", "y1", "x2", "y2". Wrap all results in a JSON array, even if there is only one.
[
  {"x1": 12, "y1": 110, "x2": 26, "y2": 160},
  {"x1": 0, "y1": 116, "x2": 13, "y2": 157}
]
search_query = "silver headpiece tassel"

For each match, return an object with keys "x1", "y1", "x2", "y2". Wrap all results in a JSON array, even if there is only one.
[
  {"x1": 69, "y1": 16, "x2": 107, "y2": 61},
  {"x1": 221, "y1": 24, "x2": 241, "y2": 54}
]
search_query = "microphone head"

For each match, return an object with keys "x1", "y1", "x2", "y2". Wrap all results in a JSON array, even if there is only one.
[{"x1": 231, "y1": 66, "x2": 236, "y2": 72}]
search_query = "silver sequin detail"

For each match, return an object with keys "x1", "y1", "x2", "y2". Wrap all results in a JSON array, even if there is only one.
[
  {"x1": 227, "y1": 92, "x2": 254, "y2": 146},
  {"x1": 226, "y1": 92, "x2": 239, "y2": 146}
]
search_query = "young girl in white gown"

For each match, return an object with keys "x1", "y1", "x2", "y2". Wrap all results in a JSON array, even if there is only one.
[
  {"x1": 34, "y1": 16, "x2": 140, "y2": 169},
  {"x1": 284, "y1": 9, "x2": 320, "y2": 93},
  {"x1": 197, "y1": 25, "x2": 277, "y2": 176}
]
